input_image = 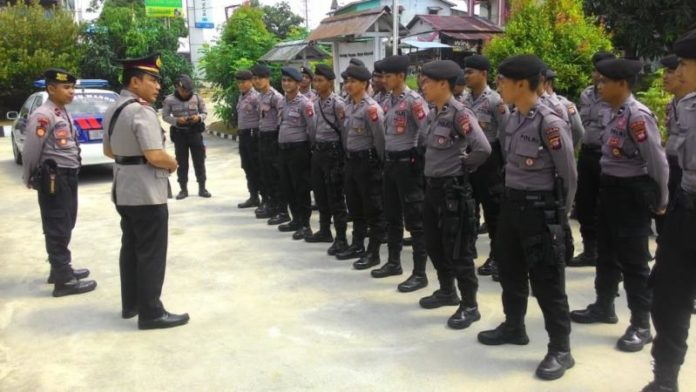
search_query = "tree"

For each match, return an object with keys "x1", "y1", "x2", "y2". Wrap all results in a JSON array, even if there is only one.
[
  {"x1": 583, "y1": 0, "x2": 696, "y2": 59},
  {"x1": 248, "y1": 0, "x2": 304, "y2": 40},
  {"x1": 484, "y1": 0, "x2": 612, "y2": 100},
  {"x1": 0, "y1": 2, "x2": 81, "y2": 113}
]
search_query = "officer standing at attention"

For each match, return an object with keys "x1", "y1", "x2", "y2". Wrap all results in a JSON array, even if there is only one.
[
  {"x1": 642, "y1": 29, "x2": 696, "y2": 392},
  {"x1": 462, "y1": 54, "x2": 510, "y2": 280},
  {"x1": 305, "y1": 64, "x2": 350, "y2": 255},
  {"x1": 418, "y1": 60, "x2": 491, "y2": 329},
  {"x1": 371, "y1": 61, "x2": 389, "y2": 107},
  {"x1": 477, "y1": 54, "x2": 577, "y2": 381},
  {"x1": 103, "y1": 53, "x2": 189, "y2": 329},
  {"x1": 369, "y1": 55, "x2": 430, "y2": 293},
  {"x1": 22, "y1": 68, "x2": 97, "y2": 297},
  {"x1": 335, "y1": 64, "x2": 387, "y2": 271},
  {"x1": 453, "y1": 70, "x2": 468, "y2": 103},
  {"x1": 276, "y1": 66, "x2": 316, "y2": 239},
  {"x1": 162, "y1": 74, "x2": 211, "y2": 199},
  {"x1": 570, "y1": 58, "x2": 669, "y2": 353},
  {"x1": 544, "y1": 69, "x2": 585, "y2": 147},
  {"x1": 299, "y1": 66, "x2": 317, "y2": 102},
  {"x1": 569, "y1": 51, "x2": 616, "y2": 267},
  {"x1": 252, "y1": 63, "x2": 291, "y2": 225},
  {"x1": 235, "y1": 69, "x2": 264, "y2": 209}
]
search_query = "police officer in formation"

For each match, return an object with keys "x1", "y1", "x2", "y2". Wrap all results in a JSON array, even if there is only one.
[
  {"x1": 418, "y1": 60, "x2": 491, "y2": 329},
  {"x1": 299, "y1": 66, "x2": 317, "y2": 102},
  {"x1": 276, "y1": 66, "x2": 316, "y2": 239},
  {"x1": 234, "y1": 69, "x2": 263, "y2": 209},
  {"x1": 461, "y1": 54, "x2": 509, "y2": 280},
  {"x1": 477, "y1": 54, "x2": 577, "y2": 380},
  {"x1": 162, "y1": 74, "x2": 211, "y2": 199},
  {"x1": 23, "y1": 68, "x2": 97, "y2": 297},
  {"x1": 453, "y1": 70, "x2": 468, "y2": 103},
  {"x1": 370, "y1": 61, "x2": 389, "y2": 106},
  {"x1": 103, "y1": 53, "x2": 189, "y2": 330},
  {"x1": 544, "y1": 69, "x2": 585, "y2": 147},
  {"x1": 305, "y1": 64, "x2": 350, "y2": 256}
]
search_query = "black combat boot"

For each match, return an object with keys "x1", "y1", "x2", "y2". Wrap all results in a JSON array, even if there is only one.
[
  {"x1": 371, "y1": 247, "x2": 402, "y2": 278},
  {"x1": 328, "y1": 231, "x2": 349, "y2": 256},
  {"x1": 641, "y1": 363, "x2": 680, "y2": 392},
  {"x1": 567, "y1": 240, "x2": 597, "y2": 267},
  {"x1": 335, "y1": 237, "x2": 365, "y2": 260},
  {"x1": 176, "y1": 183, "x2": 188, "y2": 200},
  {"x1": 570, "y1": 301, "x2": 619, "y2": 324},
  {"x1": 47, "y1": 267, "x2": 90, "y2": 284},
  {"x1": 535, "y1": 350, "x2": 575, "y2": 380},
  {"x1": 198, "y1": 182, "x2": 211, "y2": 198},
  {"x1": 617, "y1": 324, "x2": 653, "y2": 352},
  {"x1": 477, "y1": 257, "x2": 497, "y2": 276},
  {"x1": 238, "y1": 194, "x2": 260, "y2": 208},
  {"x1": 53, "y1": 278, "x2": 98, "y2": 297},
  {"x1": 305, "y1": 226, "x2": 334, "y2": 243},
  {"x1": 447, "y1": 304, "x2": 481, "y2": 330},
  {"x1": 419, "y1": 288, "x2": 460, "y2": 309},
  {"x1": 292, "y1": 226, "x2": 312, "y2": 240},
  {"x1": 268, "y1": 211, "x2": 291, "y2": 225},
  {"x1": 278, "y1": 220, "x2": 301, "y2": 232},
  {"x1": 353, "y1": 240, "x2": 381, "y2": 270},
  {"x1": 477, "y1": 322, "x2": 530, "y2": 345}
]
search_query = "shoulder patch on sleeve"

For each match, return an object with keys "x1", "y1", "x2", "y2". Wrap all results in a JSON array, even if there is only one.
[
  {"x1": 336, "y1": 104, "x2": 345, "y2": 120},
  {"x1": 412, "y1": 100, "x2": 426, "y2": 120},
  {"x1": 305, "y1": 102, "x2": 314, "y2": 118},
  {"x1": 630, "y1": 120, "x2": 648, "y2": 143},
  {"x1": 545, "y1": 126, "x2": 562, "y2": 150},
  {"x1": 368, "y1": 105, "x2": 379, "y2": 122},
  {"x1": 567, "y1": 104, "x2": 576, "y2": 115},
  {"x1": 456, "y1": 111, "x2": 471, "y2": 136},
  {"x1": 35, "y1": 116, "x2": 49, "y2": 137}
]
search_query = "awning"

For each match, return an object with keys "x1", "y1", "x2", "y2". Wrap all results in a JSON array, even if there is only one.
[
  {"x1": 309, "y1": 6, "x2": 405, "y2": 42},
  {"x1": 259, "y1": 40, "x2": 329, "y2": 63},
  {"x1": 441, "y1": 31, "x2": 498, "y2": 41},
  {"x1": 400, "y1": 40, "x2": 451, "y2": 49}
]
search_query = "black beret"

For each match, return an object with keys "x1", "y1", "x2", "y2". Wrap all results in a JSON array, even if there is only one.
[
  {"x1": 380, "y1": 55, "x2": 410, "y2": 74},
  {"x1": 251, "y1": 63, "x2": 271, "y2": 78},
  {"x1": 44, "y1": 68, "x2": 77, "y2": 84},
  {"x1": 456, "y1": 69, "x2": 466, "y2": 86},
  {"x1": 660, "y1": 54, "x2": 680, "y2": 70},
  {"x1": 592, "y1": 51, "x2": 616, "y2": 65},
  {"x1": 118, "y1": 52, "x2": 162, "y2": 79},
  {"x1": 464, "y1": 55, "x2": 490, "y2": 71},
  {"x1": 314, "y1": 64, "x2": 335, "y2": 80},
  {"x1": 596, "y1": 58, "x2": 643, "y2": 80},
  {"x1": 373, "y1": 60, "x2": 384, "y2": 75},
  {"x1": 545, "y1": 69, "x2": 557, "y2": 80},
  {"x1": 674, "y1": 29, "x2": 696, "y2": 59},
  {"x1": 497, "y1": 54, "x2": 545, "y2": 79},
  {"x1": 421, "y1": 60, "x2": 460, "y2": 80},
  {"x1": 300, "y1": 65, "x2": 314, "y2": 79},
  {"x1": 349, "y1": 58, "x2": 365, "y2": 67},
  {"x1": 235, "y1": 70, "x2": 253, "y2": 80},
  {"x1": 341, "y1": 65, "x2": 371, "y2": 82},
  {"x1": 177, "y1": 74, "x2": 194, "y2": 91},
  {"x1": 281, "y1": 66, "x2": 303, "y2": 82}
]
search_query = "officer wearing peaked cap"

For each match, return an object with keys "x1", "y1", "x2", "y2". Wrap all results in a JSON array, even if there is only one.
[
  {"x1": 22, "y1": 68, "x2": 97, "y2": 297},
  {"x1": 235, "y1": 69, "x2": 265, "y2": 209}
]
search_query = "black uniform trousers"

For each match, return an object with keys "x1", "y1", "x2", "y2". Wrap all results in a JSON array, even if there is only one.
[
  {"x1": 470, "y1": 141, "x2": 504, "y2": 260},
  {"x1": 595, "y1": 174, "x2": 655, "y2": 327},
  {"x1": 383, "y1": 151, "x2": 427, "y2": 275},
  {"x1": 258, "y1": 130, "x2": 286, "y2": 213},
  {"x1": 496, "y1": 189, "x2": 571, "y2": 352},
  {"x1": 575, "y1": 145, "x2": 602, "y2": 243},
  {"x1": 115, "y1": 204, "x2": 168, "y2": 320},
  {"x1": 655, "y1": 154, "x2": 682, "y2": 236},
  {"x1": 311, "y1": 142, "x2": 348, "y2": 235},
  {"x1": 344, "y1": 150, "x2": 385, "y2": 247},
  {"x1": 651, "y1": 188, "x2": 696, "y2": 366},
  {"x1": 38, "y1": 168, "x2": 79, "y2": 283},
  {"x1": 278, "y1": 141, "x2": 312, "y2": 227},
  {"x1": 238, "y1": 128, "x2": 264, "y2": 199},
  {"x1": 171, "y1": 128, "x2": 206, "y2": 186},
  {"x1": 423, "y1": 176, "x2": 478, "y2": 306}
]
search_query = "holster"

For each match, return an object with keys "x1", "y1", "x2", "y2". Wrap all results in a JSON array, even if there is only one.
[{"x1": 34, "y1": 159, "x2": 58, "y2": 195}]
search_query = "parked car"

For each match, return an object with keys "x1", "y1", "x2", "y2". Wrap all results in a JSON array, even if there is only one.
[{"x1": 6, "y1": 79, "x2": 118, "y2": 166}]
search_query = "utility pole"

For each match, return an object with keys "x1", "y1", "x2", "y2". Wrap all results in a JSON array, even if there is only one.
[{"x1": 392, "y1": 0, "x2": 398, "y2": 55}]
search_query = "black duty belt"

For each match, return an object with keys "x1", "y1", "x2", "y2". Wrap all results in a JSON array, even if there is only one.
[
  {"x1": 581, "y1": 144, "x2": 602, "y2": 153},
  {"x1": 279, "y1": 141, "x2": 309, "y2": 150},
  {"x1": 385, "y1": 149, "x2": 416, "y2": 162},
  {"x1": 115, "y1": 155, "x2": 148, "y2": 165},
  {"x1": 238, "y1": 128, "x2": 258, "y2": 135},
  {"x1": 56, "y1": 167, "x2": 80, "y2": 176},
  {"x1": 314, "y1": 141, "x2": 341, "y2": 152},
  {"x1": 600, "y1": 174, "x2": 650, "y2": 187},
  {"x1": 258, "y1": 130, "x2": 279, "y2": 138},
  {"x1": 504, "y1": 187, "x2": 555, "y2": 203},
  {"x1": 346, "y1": 148, "x2": 377, "y2": 160},
  {"x1": 425, "y1": 176, "x2": 465, "y2": 188}
]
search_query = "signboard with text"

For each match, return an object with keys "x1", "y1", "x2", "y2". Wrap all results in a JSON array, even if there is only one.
[
  {"x1": 145, "y1": 0, "x2": 183, "y2": 18},
  {"x1": 194, "y1": 0, "x2": 214, "y2": 29}
]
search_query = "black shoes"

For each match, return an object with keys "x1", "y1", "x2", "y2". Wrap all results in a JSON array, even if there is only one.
[
  {"x1": 278, "y1": 221, "x2": 301, "y2": 232},
  {"x1": 447, "y1": 305, "x2": 481, "y2": 330},
  {"x1": 397, "y1": 274, "x2": 428, "y2": 292},
  {"x1": 353, "y1": 253, "x2": 380, "y2": 270},
  {"x1": 175, "y1": 189, "x2": 188, "y2": 200},
  {"x1": 570, "y1": 303, "x2": 619, "y2": 324},
  {"x1": 419, "y1": 289, "x2": 460, "y2": 309},
  {"x1": 370, "y1": 262, "x2": 402, "y2": 278},
  {"x1": 641, "y1": 364, "x2": 680, "y2": 392},
  {"x1": 535, "y1": 351, "x2": 575, "y2": 380},
  {"x1": 567, "y1": 250, "x2": 597, "y2": 267},
  {"x1": 52, "y1": 278, "x2": 97, "y2": 297},
  {"x1": 268, "y1": 213, "x2": 291, "y2": 225},
  {"x1": 477, "y1": 322, "x2": 530, "y2": 345},
  {"x1": 327, "y1": 239, "x2": 349, "y2": 256},
  {"x1": 477, "y1": 258, "x2": 497, "y2": 276},
  {"x1": 617, "y1": 325, "x2": 653, "y2": 352},
  {"x1": 138, "y1": 311, "x2": 190, "y2": 330},
  {"x1": 255, "y1": 203, "x2": 273, "y2": 219},
  {"x1": 292, "y1": 227, "x2": 312, "y2": 240},
  {"x1": 335, "y1": 243, "x2": 365, "y2": 260},
  {"x1": 305, "y1": 230, "x2": 333, "y2": 243},
  {"x1": 122, "y1": 308, "x2": 138, "y2": 319},
  {"x1": 238, "y1": 197, "x2": 259, "y2": 208},
  {"x1": 198, "y1": 187, "x2": 211, "y2": 198},
  {"x1": 47, "y1": 268, "x2": 90, "y2": 284}
]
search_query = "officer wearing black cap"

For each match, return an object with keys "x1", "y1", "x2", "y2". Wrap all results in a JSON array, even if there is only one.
[
  {"x1": 543, "y1": 69, "x2": 584, "y2": 146},
  {"x1": 570, "y1": 58, "x2": 668, "y2": 354},
  {"x1": 570, "y1": 51, "x2": 616, "y2": 267},
  {"x1": 305, "y1": 64, "x2": 350, "y2": 254},
  {"x1": 335, "y1": 65, "x2": 387, "y2": 271},
  {"x1": 642, "y1": 30, "x2": 696, "y2": 392},
  {"x1": 22, "y1": 68, "x2": 97, "y2": 297},
  {"x1": 371, "y1": 60, "x2": 389, "y2": 107},
  {"x1": 162, "y1": 74, "x2": 211, "y2": 199},
  {"x1": 235, "y1": 69, "x2": 264, "y2": 209},
  {"x1": 418, "y1": 59, "x2": 491, "y2": 330},
  {"x1": 103, "y1": 52, "x2": 189, "y2": 329},
  {"x1": 462, "y1": 54, "x2": 509, "y2": 280},
  {"x1": 453, "y1": 70, "x2": 468, "y2": 103},
  {"x1": 276, "y1": 66, "x2": 316, "y2": 239},
  {"x1": 477, "y1": 54, "x2": 577, "y2": 381},
  {"x1": 299, "y1": 65, "x2": 317, "y2": 102},
  {"x1": 252, "y1": 63, "x2": 290, "y2": 225},
  {"x1": 368, "y1": 55, "x2": 430, "y2": 293},
  {"x1": 538, "y1": 66, "x2": 571, "y2": 125}
]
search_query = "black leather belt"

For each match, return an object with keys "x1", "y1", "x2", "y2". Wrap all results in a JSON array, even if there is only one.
[
  {"x1": 505, "y1": 187, "x2": 554, "y2": 202},
  {"x1": 581, "y1": 144, "x2": 602, "y2": 153},
  {"x1": 425, "y1": 176, "x2": 464, "y2": 188},
  {"x1": 56, "y1": 167, "x2": 79, "y2": 176},
  {"x1": 259, "y1": 130, "x2": 278, "y2": 138},
  {"x1": 600, "y1": 174, "x2": 650, "y2": 186},
  {"x1": 115, "y1": 155, "x2": 148, "y2": 165},
  {"x1": 385, "y1": 149, "x2": 416, "y2": 162},
  {"x1": 279, "y1": 141, "x2": 309, "y2": 150},
  {"x1": 314, "y1": 141, "x2": 341, "y2": 152},
  {"x1": 346, "y1": 148, "x2": 377, "y2": 160}
]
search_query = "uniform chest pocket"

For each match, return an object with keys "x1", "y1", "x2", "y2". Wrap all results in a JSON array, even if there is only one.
[
  {"x1": 350, "y1": 117, "x2": 366, "y2": 135},
  {"x1": 477, "y1": 113, "x2": 492, "y2": 124},
  {"x1": 430, "y1": 126, "x2": 453, "y2": 149},
  {"x1": 287, "y1": 109, "x2": 302, "y2": 125},
  {"x1": 515, "y1": 140, "x2": 543, "y2": 170},
  {"x1": 393, "y1": 115, "x2": 407, "y2": 135},
  {"x1": 53, "y1": 127, "x2": 74, "y2": 149}
]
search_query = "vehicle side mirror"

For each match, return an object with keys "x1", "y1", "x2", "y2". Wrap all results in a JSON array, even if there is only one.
[{"x1": 6, "y1": 111, "x2": 18, "y2": 120}]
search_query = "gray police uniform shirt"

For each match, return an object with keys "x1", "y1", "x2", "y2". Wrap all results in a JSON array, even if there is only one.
[
  {"x1": 671, "y1": 92, "x2": 696, "y2": 194},
  {"x1": 258, "y1": 87, "x2": 284, "y2": 132},
  {"x1": 664, "y1": 98, "x2": 680, "y2": 157},
  {"x1": 599, "y1": 95, "x2": 669, "y2": 209},
  {"x1": 555, "y1": 93, "x2": 585, "y2": 146},
  {"x1": 463, "y1": 85, "x2": 509, "y2": 143},
  {"x1": 372, "y1": 90, "x2": 389, "y2": 107},
  {"x1": 162, "y1": 93, "x2": 207, "y2": 129},
  {"x1": 579, "y1": 85, "x2": 610, "y2": 146},
  {"x1": 382, "y1": 86, "x2": 429, "y2": 152},
  {"x1": 311, "y1": 92, "x2": 346, "y2": 144},
  {"x1": 540, "y1": 92, "x2": 570, "y2": 123},
  {"x1": 424, "y1": 96, "x2": 491, "y2": 178},
  {"x1": 236, "y1": 89, "x2": 260, "y2": 130},
  {"x1": 301, "y1": 88, "x2": 317, "y2": 103},
  {"x1": 343, "y1": 92, "x2": 386, "y2": 158},
  {"x1": 454, "y1": 91, "x2": 470, "y2": 104},
  {"x1": 278, "y1": 93, "x2": 316, "y2": 143},
  {"x1": 502, "y1": 102, "x2": 578, "y2": 212},
  {"x1": 103, "y1": 89, "x2": 169, "y2": 206},
  {"x1": 22, "y1": 99, "x2": 80, "y2": 185}
]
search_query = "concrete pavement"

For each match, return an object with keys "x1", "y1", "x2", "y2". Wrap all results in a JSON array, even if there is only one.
[{"x1": 0, "y1": 134, "x2": 694, "y2": 392}]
